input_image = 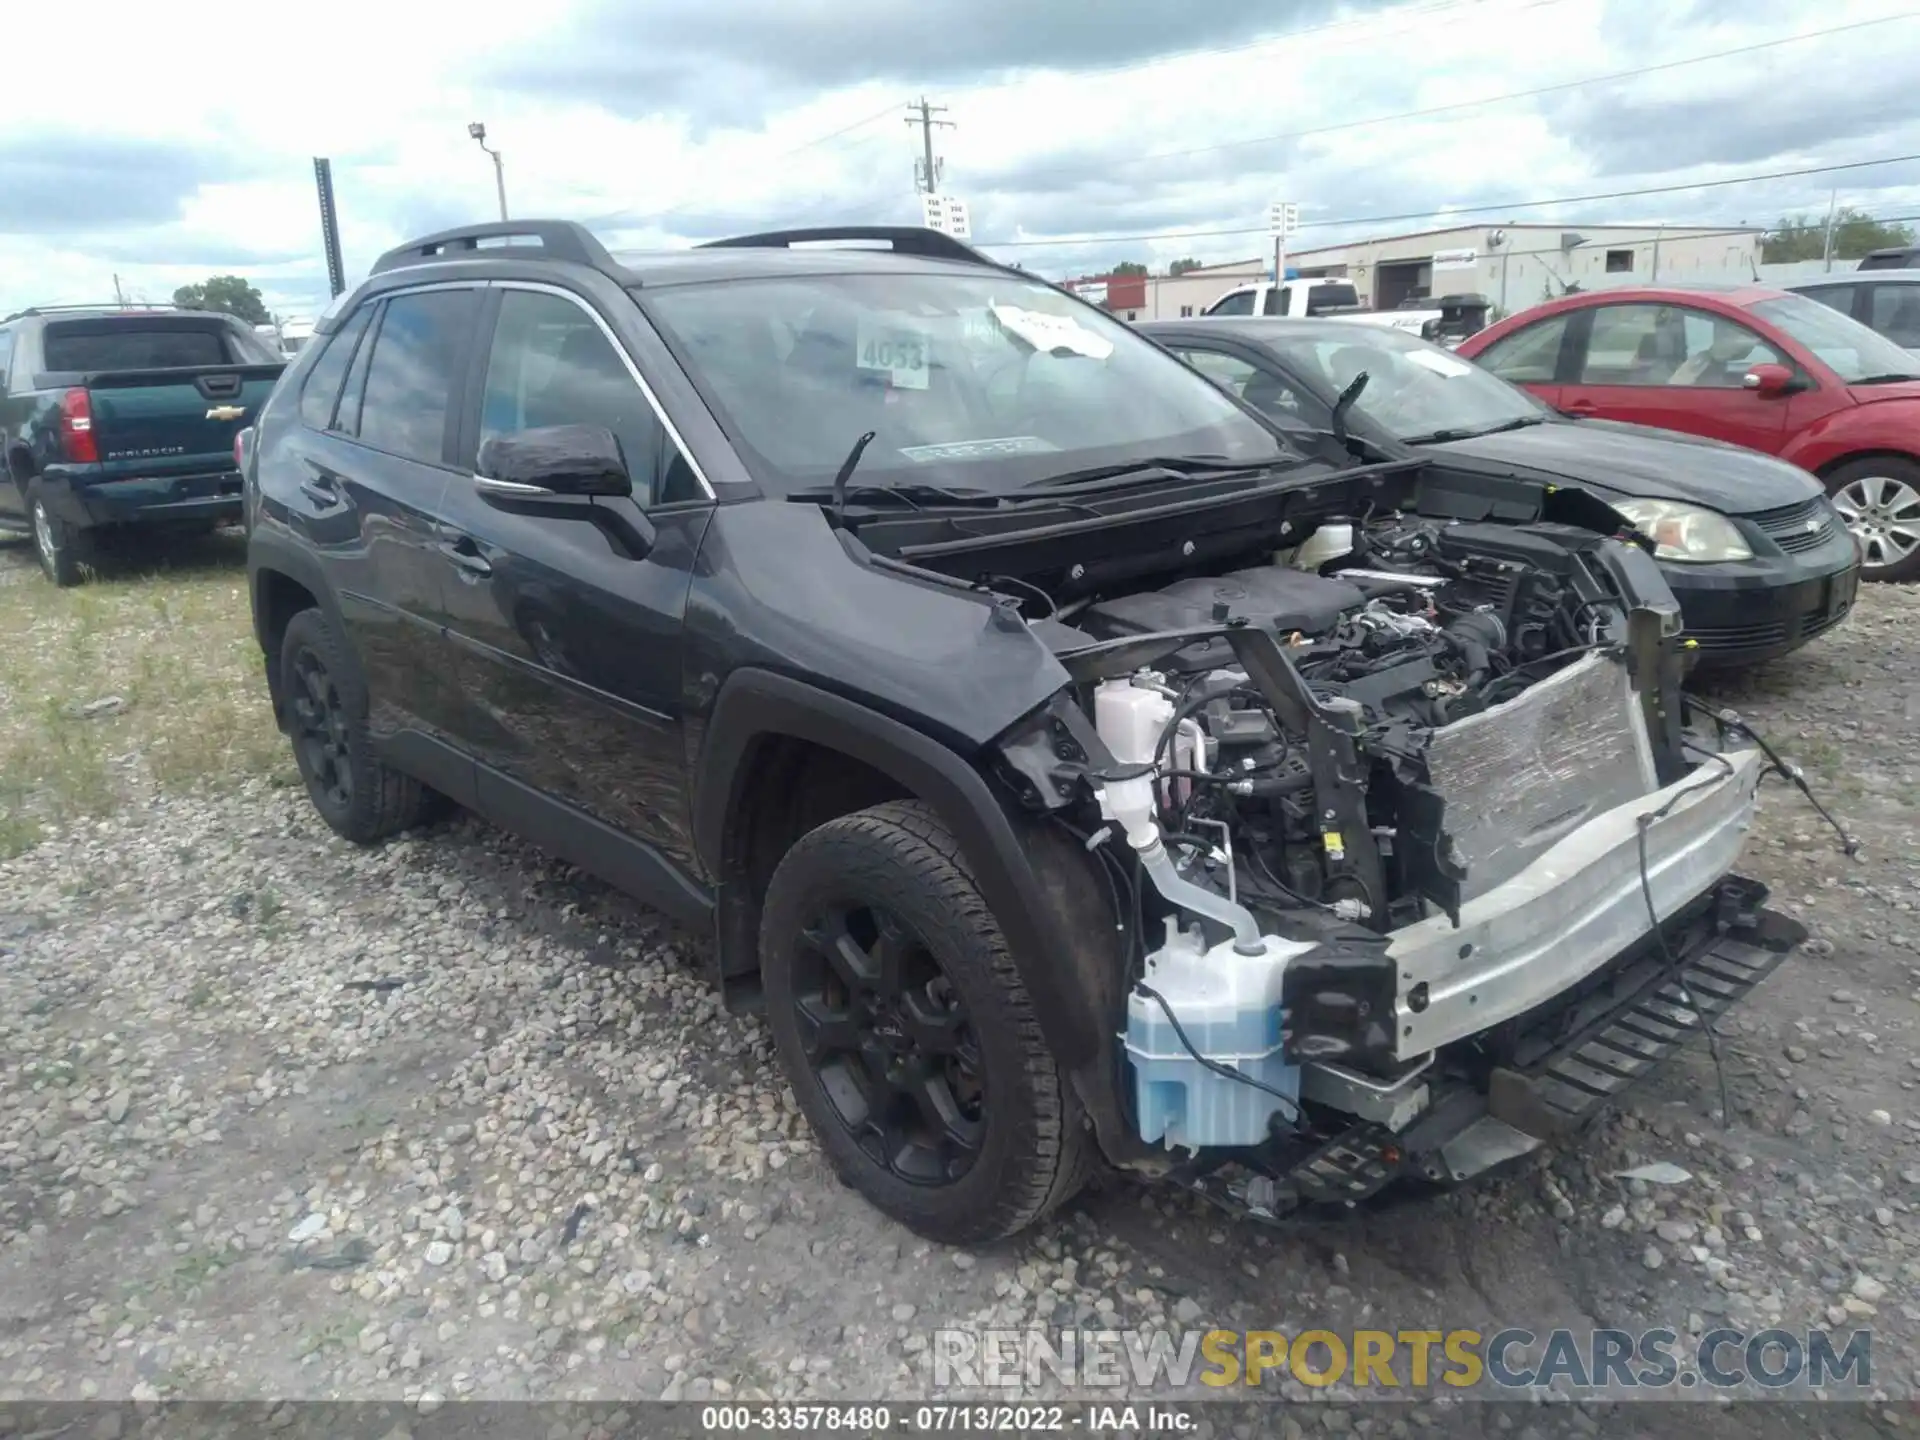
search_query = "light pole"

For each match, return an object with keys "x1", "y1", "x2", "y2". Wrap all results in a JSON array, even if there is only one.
[{"x1": 468, "y1": 122, "x2": 508, "y2": 222}]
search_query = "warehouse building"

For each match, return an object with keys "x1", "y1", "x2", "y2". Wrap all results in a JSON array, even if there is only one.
[{"x1": 1125, "y1": 222, "x2": 1763, "y2": 320}]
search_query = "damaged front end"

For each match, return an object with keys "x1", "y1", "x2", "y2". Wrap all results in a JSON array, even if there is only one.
[{"x1": 985, "y1": 513, "x2": 1802, "y2": 1220}]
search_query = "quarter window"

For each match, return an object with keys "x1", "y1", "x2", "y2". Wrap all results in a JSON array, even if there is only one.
[
  {"x1": 1795, "y1": 284, "x2": 1856, "y2": 317},
  {"x1": 1869, "y1": 286, "x2": 1920, "y2": 349},
  {"x1": 298, "y1": 304, "x2": 374, "y2": 431},
  {"x1": 355, "y1": 289, "x2": 481, "y2": 465}
]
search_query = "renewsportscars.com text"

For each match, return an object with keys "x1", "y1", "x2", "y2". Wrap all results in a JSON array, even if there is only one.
[{"x1": 930, "y1": 1326, "x2": 1872, "y2": 1393}]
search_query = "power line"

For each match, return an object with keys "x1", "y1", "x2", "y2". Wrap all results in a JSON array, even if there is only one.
[
  {"x1": 583, "y1": 0, "x2": 1567, "y2": 232},
  {"x1": 1069, "y1": 11, "x2": 1920, "y2": 176},
  {"x1": 978, "y1": 152, "x2": 1920, "y2": 250},
  {"x1": 580, "y1": 102, "x2": 901, "y2": 228},
  {"x1": 1003, "y1": 0, "x2": 1562, "y2": 86}
]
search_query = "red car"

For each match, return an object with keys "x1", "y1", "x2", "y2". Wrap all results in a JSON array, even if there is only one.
[{"x1": 1457, "y1": 283, "x2": 1920, "y2": 580}]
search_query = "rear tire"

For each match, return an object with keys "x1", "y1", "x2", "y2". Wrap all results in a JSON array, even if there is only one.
[
  {"x1": 1825, "y1": 457, "x2": 1920, "y2": 582},
  {"x1": 760, "y1": 800, "x2": 1091, "y2": 1244},
  {"x1": 27, "y1": 481, "x2": 88, "y2": 587},
  {"x1": 279, "y1": 607, "x2": 438, "y2": 844}
]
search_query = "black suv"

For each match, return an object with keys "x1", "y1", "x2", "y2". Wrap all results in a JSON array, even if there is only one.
[{"x1": 244, "y1": 221, "x2": 1799, "y2": 1243}]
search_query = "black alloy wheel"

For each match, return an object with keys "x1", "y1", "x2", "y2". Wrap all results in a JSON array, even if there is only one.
[
  {"x1": 759, "y1": 800, "x2": 1091, "y2": 1244},
  {"x1": 288, "y1": 643, "x2": 355, "y2": 813},
  {"x1": 276, "y1": 607, "x2": 440, "y2": 844},
  {"x1": 789, "y1": 901, "x2": 985, "y2": 1185}
]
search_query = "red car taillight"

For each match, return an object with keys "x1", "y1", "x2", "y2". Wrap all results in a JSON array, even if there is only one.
[{"x1": 59, "y1": 388, "x2": 98, "y2": 464}]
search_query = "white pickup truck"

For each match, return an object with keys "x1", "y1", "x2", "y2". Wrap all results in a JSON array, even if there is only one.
[{"x1": 1204, "y1": 278, "x2": 1444, "y2": 338}]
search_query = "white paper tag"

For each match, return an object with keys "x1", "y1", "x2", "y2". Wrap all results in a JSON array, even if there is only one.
[
  {"x1": 989, "y1": 303, "x2": 1114, "y2": 359},
  {"x1": 1404, "y1": 348, "x2": 1474, "y2": 377},
  {"x1": 854, "y1": 321, "x2": 930, "y2": 390}
]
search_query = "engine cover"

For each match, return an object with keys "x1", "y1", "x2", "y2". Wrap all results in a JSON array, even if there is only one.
[{"x1": 1083, "y1": 566, "x2": 1367, "y2": 668}]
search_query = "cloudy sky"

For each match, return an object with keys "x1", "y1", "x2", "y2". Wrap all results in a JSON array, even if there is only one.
[{"x1": 5, "y1": 0, "x2": 1919, "y2": 321}]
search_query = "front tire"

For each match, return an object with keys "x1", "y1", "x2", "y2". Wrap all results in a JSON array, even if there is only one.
[
  {"x1": 27, "y1": 481, "x2": 88, "y2": 587},
  {"x1": 760, "y1": 800, "x2": 1091, "y2": 1244},
  {"x1": 279, "y1": 608, "x2": 438, "y2": 844},
  {"x1": 1825, "y1": 457, "x2": 1920, "y2": 582}
]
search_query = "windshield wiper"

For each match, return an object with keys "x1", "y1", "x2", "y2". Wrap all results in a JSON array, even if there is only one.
[
  {"x1": 1400, "y1": 415, "x2": 1548, "y2": 444},
  {"x1": 830, "y1": 430, "x2": 879, "y2": 525},
  {"x1": 1849, "y1": 372, "x2": 1920, "y2": 385},
  {"x1": 792, "y1": 480, "x2": 997, "y2": 509},
  {"x1": 1018, "y1": 454, "x2": 1279, "y2": 493}
]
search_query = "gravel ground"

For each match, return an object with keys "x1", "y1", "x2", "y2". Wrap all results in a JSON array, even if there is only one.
[{"x1": 1, "y1": 535, "x2": 1916, "y2": 1434}]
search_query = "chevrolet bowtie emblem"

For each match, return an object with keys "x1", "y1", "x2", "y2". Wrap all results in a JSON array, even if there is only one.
[{"x1": 206, "y1": 405, "x2": 246, "y2": 421}]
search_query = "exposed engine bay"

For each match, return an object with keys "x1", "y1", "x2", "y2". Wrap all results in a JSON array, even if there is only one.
[
  {"x1": 968, "y1": 503, "x2": 1783, "y2": 1209},
  {"x1": 1007, "y1": 513, "x2": 1679, "y2": 938}
]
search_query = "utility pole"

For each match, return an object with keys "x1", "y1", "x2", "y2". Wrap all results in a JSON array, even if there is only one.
[
  {"x1": 1821, "y1": 188, "x2": 1839, "y2": 272},
  {"x1": 905, "y1": 97, "x2": 954, "y2": 194},
  {"x1": 1650, "y1": 224, "x2": 1663, "y2": 281}
]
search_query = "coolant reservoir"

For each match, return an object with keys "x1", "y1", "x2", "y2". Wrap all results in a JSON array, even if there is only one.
[
  {"x1": 1289, "y1": 522, "x2": 1353, "y2": 571},
  {"x1": 1124, "y1": 920, "x2": 1314, "y2": 1150},
  {"x1": 1094, "y1": 678, "x2": 1174, "y2": 767},
  {"x1": 1094, "y1": 678, "x2": 1175, "y2": 847}
]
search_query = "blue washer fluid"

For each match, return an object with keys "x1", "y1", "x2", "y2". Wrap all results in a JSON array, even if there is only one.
[{"x1": 1124, "y1": 919, "x2": 1312, "y2": 1151}]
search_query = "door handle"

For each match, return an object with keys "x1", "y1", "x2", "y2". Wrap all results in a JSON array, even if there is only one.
[
  {"x1": 298, "y1": 469, "x2": 344, "y2": 509},
  {"x1": 1562, "y1": 399, "x2": 1598, "y2": 414},
  {"x1": 435, "y1": 534, "x2": 493, "y2": 578}
]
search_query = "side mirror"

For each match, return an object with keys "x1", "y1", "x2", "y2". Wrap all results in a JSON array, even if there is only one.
[
  {"x1": 476, "y1": 424, "x2": 633, "y2": 498},
  {"x1": 473, "y1": 424, "x2": 654, "y2": 559},
  {"x1": 1743, "y1": 362, "x2": 1800, "y2": 398}
]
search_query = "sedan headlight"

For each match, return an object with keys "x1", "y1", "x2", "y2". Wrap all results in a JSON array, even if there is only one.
[{"x1": 1612, "y1": 498, "x2": 1753, "y2": 563}]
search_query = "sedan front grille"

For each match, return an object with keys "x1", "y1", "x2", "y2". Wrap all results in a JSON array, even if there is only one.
[{"x1": 1747, "y1": 497, "x2": 1840, "y2": 555}]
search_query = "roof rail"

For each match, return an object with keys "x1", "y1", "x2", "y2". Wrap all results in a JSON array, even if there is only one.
[
  {"x1": 1, "y1": 302, "x2": 179, "y2": 324},
  {"x1": 369, "y1": 220, "x2": 617, "y2": 276},
  {"x1": 699, "y1": 225, "x2": 1003, "y2": 270}
]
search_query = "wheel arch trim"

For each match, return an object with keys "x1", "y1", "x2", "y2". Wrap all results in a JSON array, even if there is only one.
[{"x1": 695, "y1": 668, "x2": 1102, "y2": 1071}]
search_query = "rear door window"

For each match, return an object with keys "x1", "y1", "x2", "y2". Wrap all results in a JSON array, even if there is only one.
[
  {"x1": 353, "y1": 290, "x2": 482, "y2": 465},
  {"x1": 298, "y1": 305, "x2": 375, "y2": 431}
]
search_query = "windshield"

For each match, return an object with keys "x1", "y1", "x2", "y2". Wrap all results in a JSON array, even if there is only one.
[
  {"x1": 639, "y1": 272, "x2": 1295, "y2": 493},
  {"x1": 1749, "y1": 294, "x2": 1920, "y2": 382},
  {"x1": 1263, "y1": 326, "x2": 1545, "y2": 439}
]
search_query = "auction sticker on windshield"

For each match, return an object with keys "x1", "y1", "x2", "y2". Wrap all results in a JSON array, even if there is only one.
[
  {"x1": 1405, "y1": 349, "x2": 1475, "y2": 377},
  {"x1": 855, "y1": 319, "x2": 930, "y2": 389},
  {"x1": 899, "y1": 436, "x2": 1059, "y2": 463},
  {"x1": 989, "y1": 303, "x2": 1115, "y2": 359}
]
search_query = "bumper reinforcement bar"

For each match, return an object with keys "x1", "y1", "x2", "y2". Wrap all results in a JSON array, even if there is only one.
[{"x1": 1163, "y1": 877, "x2": 1802, "y2": 1223}]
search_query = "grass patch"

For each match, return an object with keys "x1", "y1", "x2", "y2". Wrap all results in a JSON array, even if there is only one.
[
  {"x1": 171, "y1": 1250, "x2": 228, "y2": 1288},
  {"x1": 295, "y1": 1315, "x2": 362, "y2": 1359},
  {"x1": 0, "y1": 535, "x2": 289, "y2": 857}
]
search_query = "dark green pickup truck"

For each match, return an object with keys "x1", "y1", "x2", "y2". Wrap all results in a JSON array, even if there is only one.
[{"x1": 0, "y1": 306, "x2": 285, "y2": 585}]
